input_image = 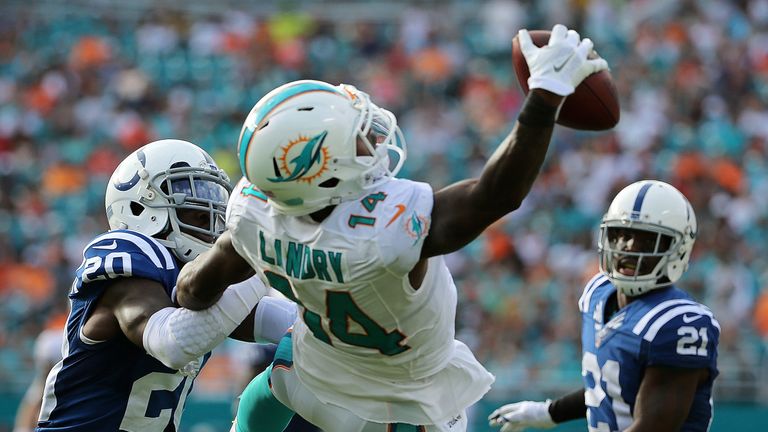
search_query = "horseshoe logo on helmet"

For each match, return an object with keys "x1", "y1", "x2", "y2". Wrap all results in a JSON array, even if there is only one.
[{"x1": 113, "y1": 150, "x2": 147, "y2": 191}]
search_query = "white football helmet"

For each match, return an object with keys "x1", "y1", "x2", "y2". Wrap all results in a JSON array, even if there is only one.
[
  {"x1": 105, "y1": 139, "x2": 231, "y2": 262},
  {"x1": 237, "y1": 80, "x2": 406, "y2": 216},
  {"x1": 598, "y1": 180, "x2": 697, "y2": 296}
]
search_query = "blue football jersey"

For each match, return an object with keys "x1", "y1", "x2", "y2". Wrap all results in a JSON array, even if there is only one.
[
  {"x1": 578, "y1": 273, "x2": 720, "y2": 432},
  {"x1": 37, "y1": 230, "x2": 209, "y2": 432}
]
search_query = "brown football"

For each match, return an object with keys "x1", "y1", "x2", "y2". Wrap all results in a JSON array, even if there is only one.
[{"x1": 512, "y1": 30, "x2": 620, "y2": 131}]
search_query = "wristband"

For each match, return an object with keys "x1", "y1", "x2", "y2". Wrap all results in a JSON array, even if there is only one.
[
  {"x1": 517, "y1": 91, "x2": 560, "y2": 128},
  {"x1": 548, "y1": 389, "x2": 587, "y2": 423}
]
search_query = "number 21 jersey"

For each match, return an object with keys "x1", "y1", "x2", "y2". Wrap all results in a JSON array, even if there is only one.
[{"x1": 579, "y1": 274, "x2": 720, "y2": 432}]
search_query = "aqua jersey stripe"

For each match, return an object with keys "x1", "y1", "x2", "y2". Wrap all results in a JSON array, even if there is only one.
[
  {"x1": 274, "y1": 331, "x2": 293, "y2": 365},
  {"x1": 238, "y1": 82, "x2": 345, "y2": 178}
]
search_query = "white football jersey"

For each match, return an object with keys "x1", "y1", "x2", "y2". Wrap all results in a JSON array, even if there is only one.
[
  {"x1": 227, "y1": 177, "x2": 493, "y2": 426},
  {"x1": 34, "y1": 327, "x2": 64, "y2": 369}
]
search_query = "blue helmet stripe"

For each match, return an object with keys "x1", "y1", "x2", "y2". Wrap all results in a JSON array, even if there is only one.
[
  {"x1": 238, "y1": 82, "x2": 344, "y2": 179},
  {"x1": 630, "y1": 182, "x2": 653, "y2": 220}
]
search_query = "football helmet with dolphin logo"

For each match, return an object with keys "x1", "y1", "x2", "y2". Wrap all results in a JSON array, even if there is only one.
[{"x1": 237, "y1": 80, "x2": 406, "y2": 216}]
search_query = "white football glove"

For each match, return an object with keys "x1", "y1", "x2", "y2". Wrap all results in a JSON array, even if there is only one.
[
  {"x1": 178, "y1": 357, "x2": 202, "y2": 378},
  {"x1": 519, "y1": 24, "x2": 608, "y2": 96},
  {"x1": 488, "y1": 400, "x2": 556, "y2": 432}
]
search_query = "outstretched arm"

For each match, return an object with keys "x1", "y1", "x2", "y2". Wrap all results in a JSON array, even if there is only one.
[
  {"x1": 489, "y1": 388, "x2": 585, "y2": 431},
  {"x1": 176, "y1": 230, "x2": 255, "y2": 310},
  {"x1": 422, "y1": 25, "x2": 607, "y2": 258},
  {"x1": 423, "y1": 90, "x2": 559, "y2": 258},
  {"x1": 90, "y1": 274, "x2": 263, "y2": 370}
]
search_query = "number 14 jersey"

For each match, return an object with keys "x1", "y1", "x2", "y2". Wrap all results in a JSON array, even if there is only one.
[
  {"x1": 578, "y1": 274, "x2": 720, "y2": 432},
  {"x1": 226, "y1": 177, "x2": 494, "y2": 427}
]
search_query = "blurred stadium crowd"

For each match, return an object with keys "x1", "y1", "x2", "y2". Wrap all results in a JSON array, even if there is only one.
[{"x1": 1, "y1": 0, "x2": 768, "y2": 422}]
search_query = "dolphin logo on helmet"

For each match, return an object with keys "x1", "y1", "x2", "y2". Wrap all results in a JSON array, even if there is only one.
[{"x1": 268, "y1": 131, "x2": 329, "y2": 184}]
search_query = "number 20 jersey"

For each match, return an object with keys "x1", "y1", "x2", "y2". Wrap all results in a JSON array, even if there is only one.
[
  {"x1": 37, "y1": 230, "x2": 206, "y2": 432},
  {"x1": 226, "y1": 177, "x2": 494, "y2": 426},
  {"x1": 579, "y1": 274, "x2": 720, "y2": 432}
]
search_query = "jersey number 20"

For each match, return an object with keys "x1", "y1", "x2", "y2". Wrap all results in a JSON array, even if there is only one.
[{"x1": 71, "y1": 252, "x2": 132, "y2": 295}]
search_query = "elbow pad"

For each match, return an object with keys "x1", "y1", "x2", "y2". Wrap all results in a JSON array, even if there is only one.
[
  {"x1": 143, "y1": 276, "x2": 265, "y2": 370},
  {"x1": 254, "y1": 297, "x2": 298, "y2": 343}
]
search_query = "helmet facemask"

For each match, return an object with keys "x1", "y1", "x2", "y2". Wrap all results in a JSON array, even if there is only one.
[
  {"x1": 599, "y1": 223, "x2": 682, "y2": 296},
  {"x1": 343, "y1": 85, "x2": 406, "y2": 190},
  {"x1": 597, "y1": 180, "x2": 697, "y2": 297},
  {"x1": 105, "y1": 139, "x2": 231, "y2": 264},
  {"x1": 150, "y1": 163, "x2": 230, "y2": 262}
]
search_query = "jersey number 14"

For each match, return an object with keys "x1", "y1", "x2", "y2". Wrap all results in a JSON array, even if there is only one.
[{"x1": 264, "y1": 271, "x2": 411, "y2": 356}]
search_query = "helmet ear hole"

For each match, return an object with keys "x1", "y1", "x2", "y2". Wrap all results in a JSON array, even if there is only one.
[
  {"x1": 130, "y1": 201, "x2": 145, "y2": 216},
  {"x1": 318, "y1": 178, "x2": 340, "y2": 188}
]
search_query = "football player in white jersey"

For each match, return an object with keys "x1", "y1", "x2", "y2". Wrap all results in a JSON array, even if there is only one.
[
  {"x1": 489, "y1": 180, "x2": 720, "y2": 432},
  {"x1": 175, "y1": 24, "x2": 608, "y2": 432},
  {"x1": 36, "y1": 139, "x2": 298, "y2": 432},
  {"x1": 14, "y1": 313, "x2": 65, "y2": 432}
]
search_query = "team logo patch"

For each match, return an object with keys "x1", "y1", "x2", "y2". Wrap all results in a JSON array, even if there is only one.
[
  {"x1": 596, "y1": 312, "x2": 626, "y2": 348},
  {"x1": 268, "y1": 131, "x2": 330, "y2": 184},
  {"x1": 404, "y1": 212, "x2": 429, "y2": 243}
]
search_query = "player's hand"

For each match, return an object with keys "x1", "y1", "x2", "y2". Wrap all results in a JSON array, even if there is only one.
[
  {"x1": 488, "y1": 400, "x2": 556, "y2": 432},
  {"x1": 178, "y1": 358, "x2": 202, "y2": 377},
  {"x1": 519, "y1": 24, "x2": 608, "y2": 96}
]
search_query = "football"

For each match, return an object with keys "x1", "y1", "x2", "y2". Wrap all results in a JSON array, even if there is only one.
[{"x1": 511, "y1": 30, "x2": 620, "y2": 131}]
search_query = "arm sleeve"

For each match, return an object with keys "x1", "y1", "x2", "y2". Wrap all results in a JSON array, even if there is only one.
[
  {"x1": 143, "y1": 276, "x2": 266, "y2": 369},
  {"x1": 253, "y1": 296, "x2": 298, "y2": 343},
  {"x1": 548, "y1": 388, "x2": 587, "y2": 423}
]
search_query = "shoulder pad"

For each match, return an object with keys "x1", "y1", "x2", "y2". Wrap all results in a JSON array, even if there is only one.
[
  {"x1": 72, "y1": 231, "x2": 178, "y2": 299},
  {"x1": 369, "y1": 180, "x2": 433, "y2": 272},
  {"x1": 227, "y1": 179, "x2": 270, "y2": 228},
  {"x1": 637, "y1": 301, "x2": 720, "y2": 369},
  {"x1": 635, "y1": 302, "x2": 720, "y2": 342},
  {"x1": 578, "y1": 273, "x2": 610, "y2": 313}
]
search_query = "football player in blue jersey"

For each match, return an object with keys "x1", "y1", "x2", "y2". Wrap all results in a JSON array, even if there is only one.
[
  {"x1": 36, "y1": 139, "x2": 298, "y2": 432},
  {"x1": 489, "y1": 180, "x2": 720, "y2": 432}
]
